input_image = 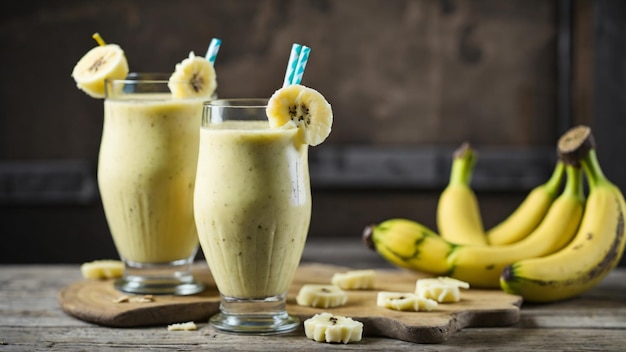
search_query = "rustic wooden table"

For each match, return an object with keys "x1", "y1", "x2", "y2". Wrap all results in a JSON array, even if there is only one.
[{"x1": 2, "y1": 239, "x2": 626, "y2": 351}]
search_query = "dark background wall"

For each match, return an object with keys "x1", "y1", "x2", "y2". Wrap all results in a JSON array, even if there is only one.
[{"x1": 0, "y1": 0, "x2": 624, "y2": 265}]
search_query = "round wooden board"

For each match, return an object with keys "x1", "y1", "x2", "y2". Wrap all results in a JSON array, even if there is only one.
[
  {"x1": 57, "y1": 267, "x2": 221, "y2": 328},
  {"x1": 59, "y1": 263, "x2": 522, "y2": 344}
]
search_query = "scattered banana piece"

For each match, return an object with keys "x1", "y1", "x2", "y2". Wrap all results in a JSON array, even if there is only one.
[
  {"x1": 296, "y1": 284, "x2": 348, "y2": 308},
  {"x1": 304, "y1": 312, "x2": 363, "y2": 344},
  {"x1": 415, "y1": 277, "x2": 470, "y2": 303},
  {"x1": 331, "y1": 269, "x2": 376, "y2": 290},
  {"x1": 130, "y1": 295, "x2": 154, "y2": 303},
  {"x1": 167, "y1": 321, "x2": 198, "y2": 331},
  {"x1": 168, "y1": 51, "x2": 217, "y2": 99},
  {"x1": 376, "y1": 292, "x2": 438, "y2": 312},
  {"x1": 266, "y1": 84, "x2": 333, "y2": 146},
  {"x1": 80, "y1": 259, "x2": 124, "y2": 279},
  {"x1": 112, "y1": 294, "x2": 154, "y2": 304},
  {"x1": 112, "y1": 295, "x2": 130, "y2": 303}
]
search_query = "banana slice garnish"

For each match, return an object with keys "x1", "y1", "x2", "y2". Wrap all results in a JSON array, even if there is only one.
[
  {"x1": 376, "y1": 291, "x2": 438, "y2": 312},
  {"x1": 304, "y1": 312, "x2": 363, "y2": 344},
  {"x1": 296, "y1": 284, "x2": 348, "y2": 308},
  {"x1": 415, "y1": 277, "x2": 470, "y2": 303},
  {"x1": 266, "y1": 84, "x2": 333, "y2": 146},
  {"x1": 71, "y1": 43, "x2": 129, "y2": 99},
  {"x1": 80, "y1": 259, "x2": 124, "y2": 279},
  {"x1": 168, "y1": 51, "x2": 217, "y2": 99},
  {"x1": 331, "y1": 269, "x2": 376, "y2": 290}
]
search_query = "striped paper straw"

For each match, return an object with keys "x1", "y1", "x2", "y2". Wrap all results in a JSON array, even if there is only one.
[
  {"x1": 291, "y1": 45, "x2": 310, "y2": 85},
  {"x1": 206, "y1": 38, "x2": 222, "y2": 65},
  {"x1": 283, "y1": 43, "x2": 302, "y2": 87}
]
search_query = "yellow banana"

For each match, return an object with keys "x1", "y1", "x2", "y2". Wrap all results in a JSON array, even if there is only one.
[
  {"x1": 362, "y1": 218, "x2": 454, "y2": 275},
  {"x1": 436, "y1": 142, "x2": 487, "y2": 245},
  {"x1": 447, "y1": 163, "x2": 584, "y2": 288},
  {"x1": 364, "y1": 162, "x2": 582, "y2": 288},
  {"x1": 500, "y1": 126, "x2": 626, "y2": 302},
  {"x1": 487, "y1": 160, "x2": 565, "y2": 245}
]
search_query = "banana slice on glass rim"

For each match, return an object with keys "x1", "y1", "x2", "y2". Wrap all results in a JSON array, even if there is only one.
[
  {"x1": 168, "y1": 51, "x2": 217, "y2": 99},
  {"x1": 266, "y1": 84, "x2": 333, "y2": 146},
  {"x1": 71, "y1": 35, "x2": 129, "y2": 99}
]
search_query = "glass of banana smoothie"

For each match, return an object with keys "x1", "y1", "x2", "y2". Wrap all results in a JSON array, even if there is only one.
[
  {"x1": 99, "y1": 73, "x2": 205, "y2": 295},
  {"x1": 194, "y1": 99, "x2": 311, "y2": 333}
]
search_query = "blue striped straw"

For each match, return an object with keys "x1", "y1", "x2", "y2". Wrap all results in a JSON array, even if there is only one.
[
  {"x1": 291, "y1": 45, "x2": 310, "y2": 85},
  {"x1": 283, "y1": 43, "x2": 302, "y2": 87},
  {"x1": 205, "y1": 38, "x2": 222, "y2": 65}
]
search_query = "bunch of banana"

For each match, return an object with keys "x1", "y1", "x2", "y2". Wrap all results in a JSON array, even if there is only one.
[
  {"x1": 500, "y1": 126, "x2": 626, "y2": 302},
  {"x1": 363, "y1": 157, "x2": 584, "y2": 288},
  {"x1": 364, "y1": 125, "x2": 626, "y2": 302}
]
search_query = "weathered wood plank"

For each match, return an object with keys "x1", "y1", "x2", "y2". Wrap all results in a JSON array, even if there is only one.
[{"x1": 1, "y1": 326, "x2": 626, "y2": 351}]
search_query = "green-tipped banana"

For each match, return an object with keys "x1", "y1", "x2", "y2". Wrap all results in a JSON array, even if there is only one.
[
  {"x1": 487, "y1": 160, "x2": 565, "y2": 245},
  {"x1": 363, "y1": 218, "x2": 454, "y2": 275},
  {"x1": 447, "y1": 163, "x2": 584, "y2": 287},
  {"x1": 436, "y1": 142, "x2": 487, "y2": 245},
  {"x1": 500, "y1": 126, "x2": 626, "y2": 302}
]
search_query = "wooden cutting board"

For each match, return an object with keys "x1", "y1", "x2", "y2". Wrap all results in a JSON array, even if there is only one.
[{"x1": 58, "y1": 263, "x2": 522, "y2": 344}]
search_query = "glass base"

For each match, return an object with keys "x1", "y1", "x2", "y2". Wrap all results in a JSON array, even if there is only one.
[
  {"x1": 210, "y1": 293, "x2": 299, "y2": 334},
  {"x1": 114, "y1": 257, "x2": 204, "y2": 295}
]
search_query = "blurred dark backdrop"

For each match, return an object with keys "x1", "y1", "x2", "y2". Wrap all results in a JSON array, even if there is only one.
[{"x1": 1, "y1": 0, "x2": 625, "y2": 265}]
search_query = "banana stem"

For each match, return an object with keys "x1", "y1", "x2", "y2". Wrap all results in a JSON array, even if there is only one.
[
  {"x1": 448, "y1": 143, "x2": 476, "y2": 186},
  {"x1": 581, "y1": 149, "x2": 609, "y2": 189},
  {"x1": 562, "y1": 164, "x2": 585, "y2": 201},
  {"x1": 92, "y1": 33, "x2": 106, "y2": 46}
]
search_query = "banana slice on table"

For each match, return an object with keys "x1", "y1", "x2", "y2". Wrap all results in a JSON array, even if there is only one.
[
  {"x1": 376, "y1": 291, "x2": 438, "y2": 312},
  {"x1": 168, "y1": 51, "x2": 217, "y2": 99},
  {"x1": 71, "y1": 43, "x2": 129, "y2": 99},
  {"x1": 331, "y1": 269, "x2": 376, "y2": 290},
  {"x1": 415, "y1": 277, "x2": 470, "y2": 303},
  {"x1": 266, "y1": 84, "x2": 333, "y2": 146},
  {"x1": 296, "y1": 284, "x2": 348, "y2": 308},
  {"x1": 80, "y1": 260, "x2": 124, "y2": 279},
  {"x1": 304, "y1": 312, "x2": 363, "y2": 344},
  {"x1": 167, "y1": 321, "x2": 198, "y2": 331}
]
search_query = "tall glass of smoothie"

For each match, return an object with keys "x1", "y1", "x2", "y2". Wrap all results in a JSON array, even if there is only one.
[
  {"x1": 194, "y1": 99, "x2": 311, "y2": 333},
  {"x1": 99, "y1": 73, "x2": 205, "y2": 295}
]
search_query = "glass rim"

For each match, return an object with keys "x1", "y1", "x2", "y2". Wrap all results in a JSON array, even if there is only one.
[
  {"x1": 105, "y1": 72, "x2": 171, "y2": 84},
  {"x1": 206, "y1": 98, "x2": 268, "y2": 108}
]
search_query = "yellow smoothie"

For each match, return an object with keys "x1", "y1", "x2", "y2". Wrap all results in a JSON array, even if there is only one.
[
  {"x1": 99, "y1": 94, "x2": 202, "y2": 263},
  {"x1": 194, "y1": 120, "x2": 311, "y2": 298}
]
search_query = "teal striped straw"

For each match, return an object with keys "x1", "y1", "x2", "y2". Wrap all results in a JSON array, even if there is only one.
[
  {"x1": 206, "y1": 38, "x2": 222, "y2": 65},
  {"x1": 283, "y1": 43, "x2": 302, "y2": 87},
  {"x1": 291, "y1": 45, "x2": 310, "y2": 85}
]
